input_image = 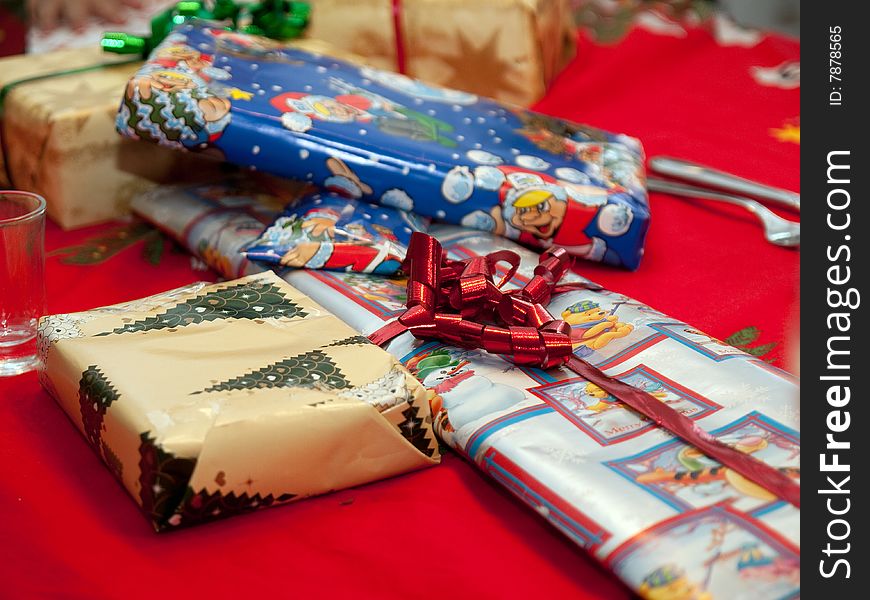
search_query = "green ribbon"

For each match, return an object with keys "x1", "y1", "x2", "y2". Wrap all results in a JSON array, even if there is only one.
[{"x1": 101, "y1": 0, "x2": 311, "y2": 58}]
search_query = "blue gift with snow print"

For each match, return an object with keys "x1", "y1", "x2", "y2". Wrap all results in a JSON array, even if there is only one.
[
  {"x1": 242, "y1": 193, "x2": 428, "y2": 275},
  {"x1": 116, "y1": 20, "x2": 650, "y2": 269}
]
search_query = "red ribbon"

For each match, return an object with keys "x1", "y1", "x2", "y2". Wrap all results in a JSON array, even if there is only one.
[
  {"x1": 391, "y1": 0, "x2": 407, "y2": 74},
  {"x1": 369, "y1": 233, "x2": 801, "y2": 509}
]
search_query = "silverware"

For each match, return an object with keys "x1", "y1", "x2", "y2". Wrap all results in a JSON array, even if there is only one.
[
  {"x1": 649, "y1": 156, "x2": 800, "y2": 212},
  {"x1": 647, "y1": 177, "x2": 800, "y2": 248}
]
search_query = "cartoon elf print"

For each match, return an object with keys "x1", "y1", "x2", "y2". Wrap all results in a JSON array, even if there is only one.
[
  {"x1": 635, "y1": 436, "x2": 801, "y2": 503},
  {"x1": 274, "y1": 204, "x2": 404, "y2": 275},
  {"x1": 119, "y1": 67, "x2": 231, "y2": 149},
  {"x1": 451, "y1": 165, "x2": 633, "y2": 259},
  {"x1": 560, "y1": 300, "x2": 634, "y2": 357},
  {"x1": 406, "y1": 348, "x2": 524, "y2": 434}
]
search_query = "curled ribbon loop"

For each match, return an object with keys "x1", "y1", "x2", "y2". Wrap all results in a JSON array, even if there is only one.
[
  {"x1": 384, "y1": 233, "x2": 576, "y2": 368},
  {"x1": 369, "y1": 233, "x2": 800, "y2": 509}
]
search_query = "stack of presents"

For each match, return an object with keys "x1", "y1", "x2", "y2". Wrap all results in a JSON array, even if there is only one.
[{"x1": 1, "y1": 2, "x2": 799, "y2": 598}]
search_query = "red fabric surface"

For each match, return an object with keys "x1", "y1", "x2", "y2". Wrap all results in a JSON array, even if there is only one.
[{"x1": 0, "y1": 24, "x2": 799, "y2": 599}]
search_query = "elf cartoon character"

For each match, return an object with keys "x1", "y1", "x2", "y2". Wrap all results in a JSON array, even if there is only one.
[
  {"x1": 456, "y1": 166, "x2": 632, "y2": 257},
  {"x1": 409, "y1": 349, "x2": 524, "y2": 433},
  {"x1": 638, "y1": 565, "x2": 713, "y2": 600},
  {"x1": 120, "y1": 69, "x2": 231, "y2": 148},
  {"x1": 561, "y1": 300, "x2": 634, "y2": 357},
  {"x1": 276, "y1": 206, "x2": 404, "y2": 274}
]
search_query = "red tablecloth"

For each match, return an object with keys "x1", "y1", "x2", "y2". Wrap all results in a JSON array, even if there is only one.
[{"x1": 0, "y1": 22, "x2": 799, "y2": 599}]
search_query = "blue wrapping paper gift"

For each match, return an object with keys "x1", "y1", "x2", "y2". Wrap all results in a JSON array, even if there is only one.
[
  {"x1": 243, "y1": 192, "x2": 429, "y2": 275},
  {"x1": 116, "y1": 20, "x2": 650, "y2": 269}
]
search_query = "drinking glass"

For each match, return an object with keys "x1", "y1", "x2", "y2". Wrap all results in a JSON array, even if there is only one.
[{"x1": 0, "y1": 191, "x2": 47, "y2": 376}]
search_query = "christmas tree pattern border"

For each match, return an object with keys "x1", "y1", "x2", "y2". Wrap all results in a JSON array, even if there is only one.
[{"x1": 96, "y1": 280, "x2": 307, "y2": 336}]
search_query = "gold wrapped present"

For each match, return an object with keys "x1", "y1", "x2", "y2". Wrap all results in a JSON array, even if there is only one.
[
  {"x1": 37, "y1": 272, "x2": 439, "y2": 531},
  {"x1": 0, "y1": 47, "x2": 220, "y2": 229},
  {"x1": 305, "y1": 0, "x2": 577, "y2": 106}
]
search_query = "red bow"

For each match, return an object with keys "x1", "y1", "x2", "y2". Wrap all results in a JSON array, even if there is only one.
[{"x1": 369, "y1": 233, "x2": 800, "y2": 509}]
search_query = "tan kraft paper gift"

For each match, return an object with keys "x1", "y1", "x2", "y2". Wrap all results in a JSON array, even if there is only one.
[{"x1": 37, "y1": 272, "x2": 439, "y2": 531}]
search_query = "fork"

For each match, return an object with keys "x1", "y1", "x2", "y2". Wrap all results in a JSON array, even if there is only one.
[
  {"x1": 649, "y1": 156, "x2": 800, "y2": 212},
  {"x1": 647, "y1": 177, "x2": 800, "y2": 248}
]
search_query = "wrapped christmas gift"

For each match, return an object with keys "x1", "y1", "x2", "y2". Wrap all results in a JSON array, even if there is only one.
[
  {"x1": 132, "y1": 175, "x2": 312, "y2": 278},
  {"x1": 304, "y1": 0, "x2": 577, "y2": 106},
  {"x1": 132, "y1": 178, "x2": 427, "y2": 277},
  {"x1": 132, "y1": 190, "x2": 800, "y2": 598},
  {"x1": 0, "y1": 47, "x2": 223, "y2": 229},
  {"x1": 37, "y1": 272, "x2": 439, "y2": 531},
  {"x1": 243, "y1": 192, "x2": 429, "y2": 274},
  {"x1": 281, "y1": 229, "x2": 800, "y2": 600},
  {"x1": 117, "y1": 21, "x2": 649, "y2": 269}
]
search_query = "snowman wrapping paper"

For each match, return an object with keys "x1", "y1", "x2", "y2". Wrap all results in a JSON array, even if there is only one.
[
  {"x1": 130, "y1": 184, "x2": 799, "y2": 598},
  {"x1": 116, "y1": 20, "x2": 650, "y2": 269}
]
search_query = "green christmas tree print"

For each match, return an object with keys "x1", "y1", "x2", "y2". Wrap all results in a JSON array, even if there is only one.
[
  {"x1": 322, "y1": 335, "x2": 372, "y2": 348},
  {"x1": 78, "y1": 366, "x2": 121, "y2": 450},
  {"x1": 397, "y1": 402, "x2": 437, "y2": 458},
  {"x1": 171, "y1": 488, "x2": 297, "y2": 529},
  {"x1": 98, "y1": 280, "x2": 306, "y2": 336},
  {"x1": 193, "y1": 350, "x2": 350, "y2": 395},
  {"x1": 138, "y1": 432, "x2": 197, "y2": 530},
  {"x1": 101, "y1": 441, "x2": 124, "y2": 481}
]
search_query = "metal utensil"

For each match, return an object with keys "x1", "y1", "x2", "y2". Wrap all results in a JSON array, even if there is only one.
[
  {"x1": 648, "y1": 177, "x2": 800, "y2": 248},
  {"x1": 649, "y1": 156, "x2": 800, "y2": 212}
]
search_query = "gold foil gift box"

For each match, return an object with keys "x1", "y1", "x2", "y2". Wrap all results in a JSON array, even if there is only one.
[
  {"x1": 37, "y1": 272, "x2": 439, "y2": 530},
  {"x1": 304, "y1": 0, "x2": 577, "y2": 106}
]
